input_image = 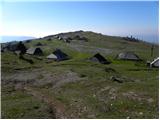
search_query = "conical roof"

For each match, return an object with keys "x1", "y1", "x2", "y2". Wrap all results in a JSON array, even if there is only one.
[
  {"x1": 47, "y1": 54, "x2": 57, "y2": 59},
  {"x1": 52, "y1": 49, "x2": 69, "y2": 61},
  {"x1": 90, "y1": 53, "x2": 110, "y2": 64},
  {"x1": 26, "y1": 47, "x2": 43, "y2": 55}
]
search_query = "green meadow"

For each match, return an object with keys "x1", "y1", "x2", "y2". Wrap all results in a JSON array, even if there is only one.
[{"x1": 1, "y1": 31, "x2": 159, "y2": 118}]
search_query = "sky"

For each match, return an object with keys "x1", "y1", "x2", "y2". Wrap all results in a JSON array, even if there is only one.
[{"x1": 1, "y1": 1, "x2": 159, "y2": 43}]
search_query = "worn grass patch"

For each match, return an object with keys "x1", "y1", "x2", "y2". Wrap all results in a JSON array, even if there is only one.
[{"x1": 1, "y1": 86, "x2": 54, "y2": 119}]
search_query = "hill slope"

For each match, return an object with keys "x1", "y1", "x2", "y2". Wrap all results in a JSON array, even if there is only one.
[{"x1": 1, "y1": 31, "x2": 159, "y2": 118}]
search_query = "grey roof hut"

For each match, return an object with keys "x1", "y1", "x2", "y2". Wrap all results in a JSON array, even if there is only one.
[
  {"x1": 26, "y1": 47, "x2": 43, "y2": 55},
  {"x1": 47, "y1": 54, "x2": 57, "y2": 60},
  {"x1": 116, "y1": 52, "x2": 140, "y2": 61},
  {"x1": 47, "y1": 49, "x2": 69, "y2": 61},
  {"x1": 150, "y1": 57, "x2": 159, "y2": 68},
  {"x1": 90, "y1": 53, "x2": 110, "y2": 64}
]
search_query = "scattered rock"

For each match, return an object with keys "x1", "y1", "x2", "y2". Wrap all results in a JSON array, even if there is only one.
[
  {"x1": 80, "y1": 74, "x2": 87, "y2": 78},
  {"x1": 126, "y1": 116, "x2": 130, "y2": 119},
  {"x1": 93, "y1": 94, "x2": 96, "y2": 98},
  {"x1": 122, "y1": 91, "x2": 152, "y2": 103},
  {"x1": 105, "y1": 67, "x2": 116, "y2": 73},
  {"x1": 100, "y1": 86, "x2": 111, "y2": 92},
  {"x1": 147, "y1": 98, "x2": 154, "y2": 103},
  {"x1": 20, "y1": 113, "x2": 24, "y2": 117},
  {"x1": 52, "y1": 71, "x2": 81, "y2": 88},
  {"x1": 97, "y1": 87, "x2": 118, "y2": 102},
  {"x1": 14, "y1": 84, "x2": 24, "y2": 90},
  {"x1": 110, "y1": 76, "x2": 123, "y2": 83},
  {"x1": 109, "y1": 88, "x2": 117, "y2": 100},
  {"x1": 33, "y1": 105, "x2": 39, "y2": 109},
  {"x1": 139, "y1": 112, "x2": 143, "y2": 115},
  {"x1": 101, "y1": 105, "x2": 109, "y2": 112},
  {"x1": 87, "y1": 114, "x2": 95, "y2": 118}
]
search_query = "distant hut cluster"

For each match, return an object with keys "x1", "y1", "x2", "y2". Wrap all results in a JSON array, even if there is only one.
[
  {"x1": 56, "y1": 35, "x2": 88, "y2": 43},
  {"x1": 60, "y1": 37, "x2": 72, "y2": 43},
  {"x1": 73, "y1": 35, "x2": 88, "y2": 42},
  {"x1": 123, "y1": 36, "x2": 140, "y2": 42},
  {"x1": 1, "y1": 39, "x2": 158, "y2": 68},
  {"x1": 57, "y1": 36, "x2": 71, "y2": 43}
]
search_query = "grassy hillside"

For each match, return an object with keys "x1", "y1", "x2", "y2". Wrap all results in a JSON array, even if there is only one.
[{"x1": 1, "y1": 31, "x2": 159, "y2": 118}]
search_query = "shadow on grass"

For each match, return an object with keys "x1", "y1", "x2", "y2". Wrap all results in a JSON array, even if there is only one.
[{"x1": 19, "y1": 55, "x2": 34, "y2": 64}]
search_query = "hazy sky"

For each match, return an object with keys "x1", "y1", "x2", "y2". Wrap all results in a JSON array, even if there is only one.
[{"x1": 1, "y1": 1, "x2": 159, "y2": 43}]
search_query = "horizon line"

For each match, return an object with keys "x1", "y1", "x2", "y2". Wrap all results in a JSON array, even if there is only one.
[{"x1": 0, "y1": 30, "x2": 159, "y2": 44}]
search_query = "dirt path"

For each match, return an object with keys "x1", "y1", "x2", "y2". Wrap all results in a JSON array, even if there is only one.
[
  {"x1": 2, "y1": 69, "x2": 80, "y2": 118},
  {"x1": 23, "y1": 86, "x2": 67, "y2": 119}
]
